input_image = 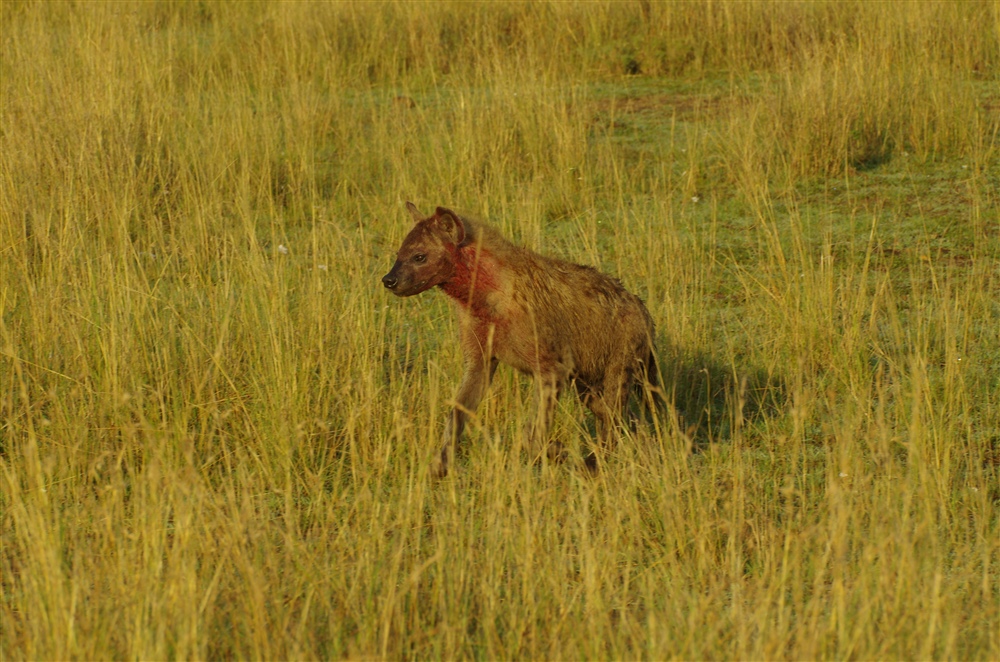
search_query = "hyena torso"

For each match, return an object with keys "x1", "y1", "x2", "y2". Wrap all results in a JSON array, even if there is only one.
[{"x1": 382, "y1": 202, "x2": 657, "y2": 476}]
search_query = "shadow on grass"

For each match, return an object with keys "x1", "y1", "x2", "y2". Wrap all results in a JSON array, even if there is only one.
[{"x1": 655, "y1": 343, "x2": 787, "y2": 449}]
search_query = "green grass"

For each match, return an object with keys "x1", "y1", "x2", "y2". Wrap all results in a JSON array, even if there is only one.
[{"x1": 2, "y1": 1, "x2": 998, "y2": 659}]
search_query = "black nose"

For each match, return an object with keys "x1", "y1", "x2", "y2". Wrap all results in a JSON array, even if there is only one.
[{"x1": 382, "y1": 273, "x2": 397, "y2": 289}]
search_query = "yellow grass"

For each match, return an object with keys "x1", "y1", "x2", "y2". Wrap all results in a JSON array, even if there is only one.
[{"x1": 2, "y1": 1, "x2": 998, "y2": 658}]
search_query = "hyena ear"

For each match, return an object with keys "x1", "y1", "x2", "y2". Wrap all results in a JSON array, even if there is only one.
[
  {"x1": 405, "y1": 201, "x2": 423, "y2": 223},
  {"x1": 435, "y1": 207, "x2": 466, "y2": 245}
]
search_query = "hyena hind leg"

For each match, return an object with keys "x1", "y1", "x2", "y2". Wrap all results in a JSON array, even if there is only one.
[
  {"x1": 525, "y1": 373, "x2": 565, "y2": 464},
  {"x1": 578, "y1": 371, "x2": 632, "y2": 471}
]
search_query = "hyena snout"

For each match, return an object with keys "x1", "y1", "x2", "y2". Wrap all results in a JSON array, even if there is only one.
[
  {"x1": 381, "y1": 263, "x2": 423, "y2": 297},
  {"x1": 381, "y1": 257, "x2": 444, "y2": 297},
  {"x1": 382, "y1": 260, "x2": 411, "y2": 294}
]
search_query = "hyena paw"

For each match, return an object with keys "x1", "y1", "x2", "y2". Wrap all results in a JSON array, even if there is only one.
[
  {"x1": 430, "y1": 445, "x2": 451, "y2": 479},
  {"x1": 546, "y1": 440, "x2": 566, "y2": 463},
  {"x1": 527, "y1": 438, "x2": 564, "y2": 465}
]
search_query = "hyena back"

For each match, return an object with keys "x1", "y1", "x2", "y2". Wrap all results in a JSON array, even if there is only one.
[{"x1": 382, "y1": 202, "x2": 658, "y2": 476}]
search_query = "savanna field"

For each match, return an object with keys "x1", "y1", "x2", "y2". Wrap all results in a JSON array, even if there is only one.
[{"x1": 1, "y1": 1, "x2": 998, "y2": 659}]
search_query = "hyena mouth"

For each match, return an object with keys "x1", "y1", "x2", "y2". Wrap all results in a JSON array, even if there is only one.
[{"x1": 402, "y1": 280, "x2": 432, "y2": 296}]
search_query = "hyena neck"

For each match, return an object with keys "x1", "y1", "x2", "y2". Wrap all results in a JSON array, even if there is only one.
[{"x1": 439, "y1": 243, "x2": 498, "y2": 314}]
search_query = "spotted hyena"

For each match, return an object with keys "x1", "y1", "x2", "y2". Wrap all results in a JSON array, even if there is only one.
[{"x1": 382, "y1": 202, "x2": 659, "y2": 476}]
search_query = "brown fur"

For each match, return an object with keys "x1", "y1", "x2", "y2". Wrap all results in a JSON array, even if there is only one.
[{"x1": 382, "y1": 202, "x2": 658, "y2": 477}]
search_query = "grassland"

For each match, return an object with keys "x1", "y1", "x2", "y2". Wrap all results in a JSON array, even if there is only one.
[{"x1": 2, "y1": 1, "x2": 998, "y2": 659}]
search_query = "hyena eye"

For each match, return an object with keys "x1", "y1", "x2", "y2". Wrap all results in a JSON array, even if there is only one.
[{"x1": 412, "y1": 254, "x2": 427, "y2": 263}]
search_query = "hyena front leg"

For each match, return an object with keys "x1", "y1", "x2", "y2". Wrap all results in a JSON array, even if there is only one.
[{"x1": 434, "y1": 353, "x2": 498, "y2": 478}]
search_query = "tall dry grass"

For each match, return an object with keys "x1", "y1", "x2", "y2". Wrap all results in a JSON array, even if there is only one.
[{"x1": 2, "y1": 1, "x2": 998, "y2": 658}]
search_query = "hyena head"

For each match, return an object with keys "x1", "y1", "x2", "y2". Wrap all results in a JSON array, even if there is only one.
[{"x1": 381, "y1": 202, "x2": 466, "y2": 297}]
